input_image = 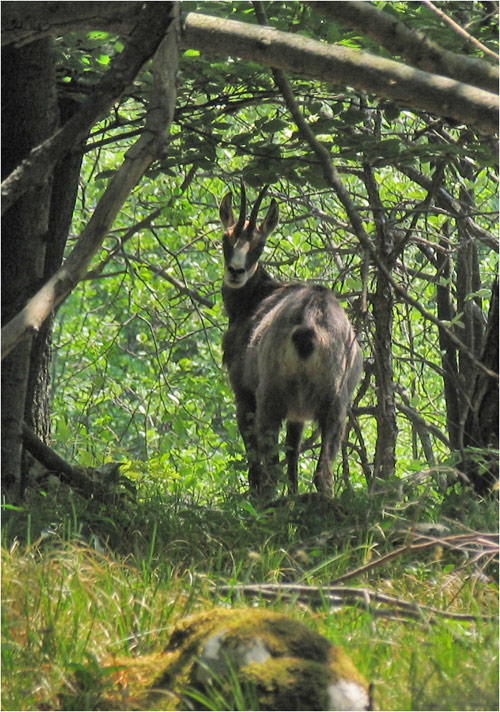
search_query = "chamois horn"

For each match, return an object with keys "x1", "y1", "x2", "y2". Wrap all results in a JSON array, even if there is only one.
[
  {"x1": 234, "y1": 179, "x2": 247, "y2": 236},
  {"x1": 247, "y1": 185, "x2": 268, "y2": 237}
]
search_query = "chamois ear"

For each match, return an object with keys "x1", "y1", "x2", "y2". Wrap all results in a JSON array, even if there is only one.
[
  {"x1": 220, "y1": 192, "x2": 235, "y2": 229},
  {"x1": 260, "y1": 198, "x2": 279, "y2": 238}
]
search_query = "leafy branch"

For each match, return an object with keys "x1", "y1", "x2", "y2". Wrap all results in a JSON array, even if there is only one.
[
  {"x1": 310, "y1": 1, "x2": 499, "y2": 91},
  {"x1": 181, "y1": 11, "x2": 498, "y2": 135}
]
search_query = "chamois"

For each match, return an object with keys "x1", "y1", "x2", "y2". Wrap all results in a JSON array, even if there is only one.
[{"x1": 220, "y1": 183, "x2": 362, "y2": 497}]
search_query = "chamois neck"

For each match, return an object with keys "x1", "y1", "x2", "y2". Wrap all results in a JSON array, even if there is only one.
[{"x1": 222, "y1": 264, "x2": 282, "y2": 322}]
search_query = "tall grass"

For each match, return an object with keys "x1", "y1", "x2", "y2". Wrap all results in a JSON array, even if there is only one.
[{"x1": 2, "y1": 479, "x2": 498, "y2": 710}]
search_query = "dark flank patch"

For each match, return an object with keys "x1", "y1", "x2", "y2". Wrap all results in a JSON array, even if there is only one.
[{"x1": 292, "y1": 326, "x2": 316, "y2": 359}]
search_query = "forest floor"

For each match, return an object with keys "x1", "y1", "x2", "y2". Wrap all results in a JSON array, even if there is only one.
[{"x1": 1, "y1": 474, "x2": 498, "y2": 711}]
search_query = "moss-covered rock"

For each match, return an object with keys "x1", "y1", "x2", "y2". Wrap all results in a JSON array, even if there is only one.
[{"x1": 98, "y1": 608, "x2": 373, "y2": 710}]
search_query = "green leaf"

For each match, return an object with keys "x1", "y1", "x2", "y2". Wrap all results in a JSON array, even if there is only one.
[
  {"x1": 260, "y1": 119, "x2": 288, "y2": 133},
  {"x1": 339, "y1": 109, "x2": 365, "y2": 126}
]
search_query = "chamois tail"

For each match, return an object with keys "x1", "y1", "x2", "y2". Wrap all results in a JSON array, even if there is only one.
[{"x1": 291, "y1": 326, "x2": 317, "y2": 359}]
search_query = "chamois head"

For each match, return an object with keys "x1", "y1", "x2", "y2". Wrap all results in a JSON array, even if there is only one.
[{"x1": 220, "y1": 182, "x2": 279, "y2": 288}]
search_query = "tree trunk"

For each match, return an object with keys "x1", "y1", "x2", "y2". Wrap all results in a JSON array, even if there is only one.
[
  {"x1": 363, "y1": 165, "x2": 397, "y2": 481},
  {"x1": 461, "y1": 279, "x2": 499, "y2": 495},
  {"x1": 1, "y1": 39, "x2": 59, "y2": 497},
  {"x1": 1, "y1": 2, "x2": 178, "y2": 495},
  {"x1": 436, "y1": 226, "x2": 461, "y2": 450},
  {"x1": 372, "y1": 267, "x2": 397, "y2": 480},
  {"x1": 24, "y1": 98, "x2": 84, "y2": 447},
  {"x1": 456, "y1": 184, "x2": 483, "y2": 396}
]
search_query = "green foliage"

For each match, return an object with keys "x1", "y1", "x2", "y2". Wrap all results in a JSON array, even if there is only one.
[{"x1": 50, "y1": 0, "x2": 498, "y2": 492}]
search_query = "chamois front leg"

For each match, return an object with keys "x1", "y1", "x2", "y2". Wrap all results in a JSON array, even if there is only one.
[
  {"x1": 285, "y1": 421, "x2": 304, "y2": 495},
  {"x1": 235, "y1": 392, "x2": 263, "y2": 492}
]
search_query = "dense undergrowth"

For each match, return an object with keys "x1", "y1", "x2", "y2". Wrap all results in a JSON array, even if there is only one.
[{"x1": 2, "y1": 471, "x2": 498, "y2": 711}]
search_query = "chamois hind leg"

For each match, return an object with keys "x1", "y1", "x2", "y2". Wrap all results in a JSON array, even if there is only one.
[
  {"x1": 255, "y1": 395, "x2": 285, "y2": 497},
  {"x1": 313, "y1": 401, "x2": 346, "y2": 494},
  {"x1": 285, "y1": 421, "x2": 304, "y2": 495},
  {"x1": 235, "y1": 393, "x2": 263, "y2": 492}
]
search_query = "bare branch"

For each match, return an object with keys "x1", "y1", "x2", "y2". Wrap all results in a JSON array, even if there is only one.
[
  {"x1": 181, "y1": 12, "x2": 498, "y2": 135},
  {"x1": 421, "y1": 0, "x2": 500, "y2": 61},
  {"x1": 21, "y1": 422, "x2": 107, "y2": 496},
  {"x1": 1, "y1": 3, "x2": 175, "y2": 214},
  {"x1": 397, "y1": 164, "x2": 499, "y2": 254},
  {"x1": 310, "y1": 1, "x2": 499, "y2": 92},
  {"x1": 330, "y1": 532, "x2": 498, "y2": 585},
  {"x1": 1, "y1": 5, "x2": 180, "y2": 359},
  {"x1": 213, "y1": 530, "x2": 498, "y2": 623},
  {"x1": 396, "y1": 394, "x2": 451, "y2": 449}
]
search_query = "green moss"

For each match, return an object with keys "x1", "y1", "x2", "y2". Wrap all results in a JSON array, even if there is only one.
[
  {"x1": 98, "y1": 608, "x2": 371, "y2": 710},
  {"x1": 88, "y1": 608, "x2": 368, "y2": 710},
  {"x1": 242, "y1": 657, "x2": 334, "y2": 711}
]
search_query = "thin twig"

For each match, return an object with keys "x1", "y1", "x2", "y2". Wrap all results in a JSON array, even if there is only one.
[
  {"x1": 213, "y1": 582, "x2": 495, "y2": 623},
  {"x1": 85, "y1": 207, "x2": 166, "y2": 280},
  {"x1": 85, "y1": 165, "x2": 199, "y2": 281},
  {"x1": 422, "y1": 0, "x2": 500, "y2": 60},
  {"x1": 126, "y1": 255, "x2": 214, "y2": 308}
]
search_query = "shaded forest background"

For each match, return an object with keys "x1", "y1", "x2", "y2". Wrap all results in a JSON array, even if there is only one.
[{"x1": 2, "y1": 0, "x2": 498, "y2": 504}]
